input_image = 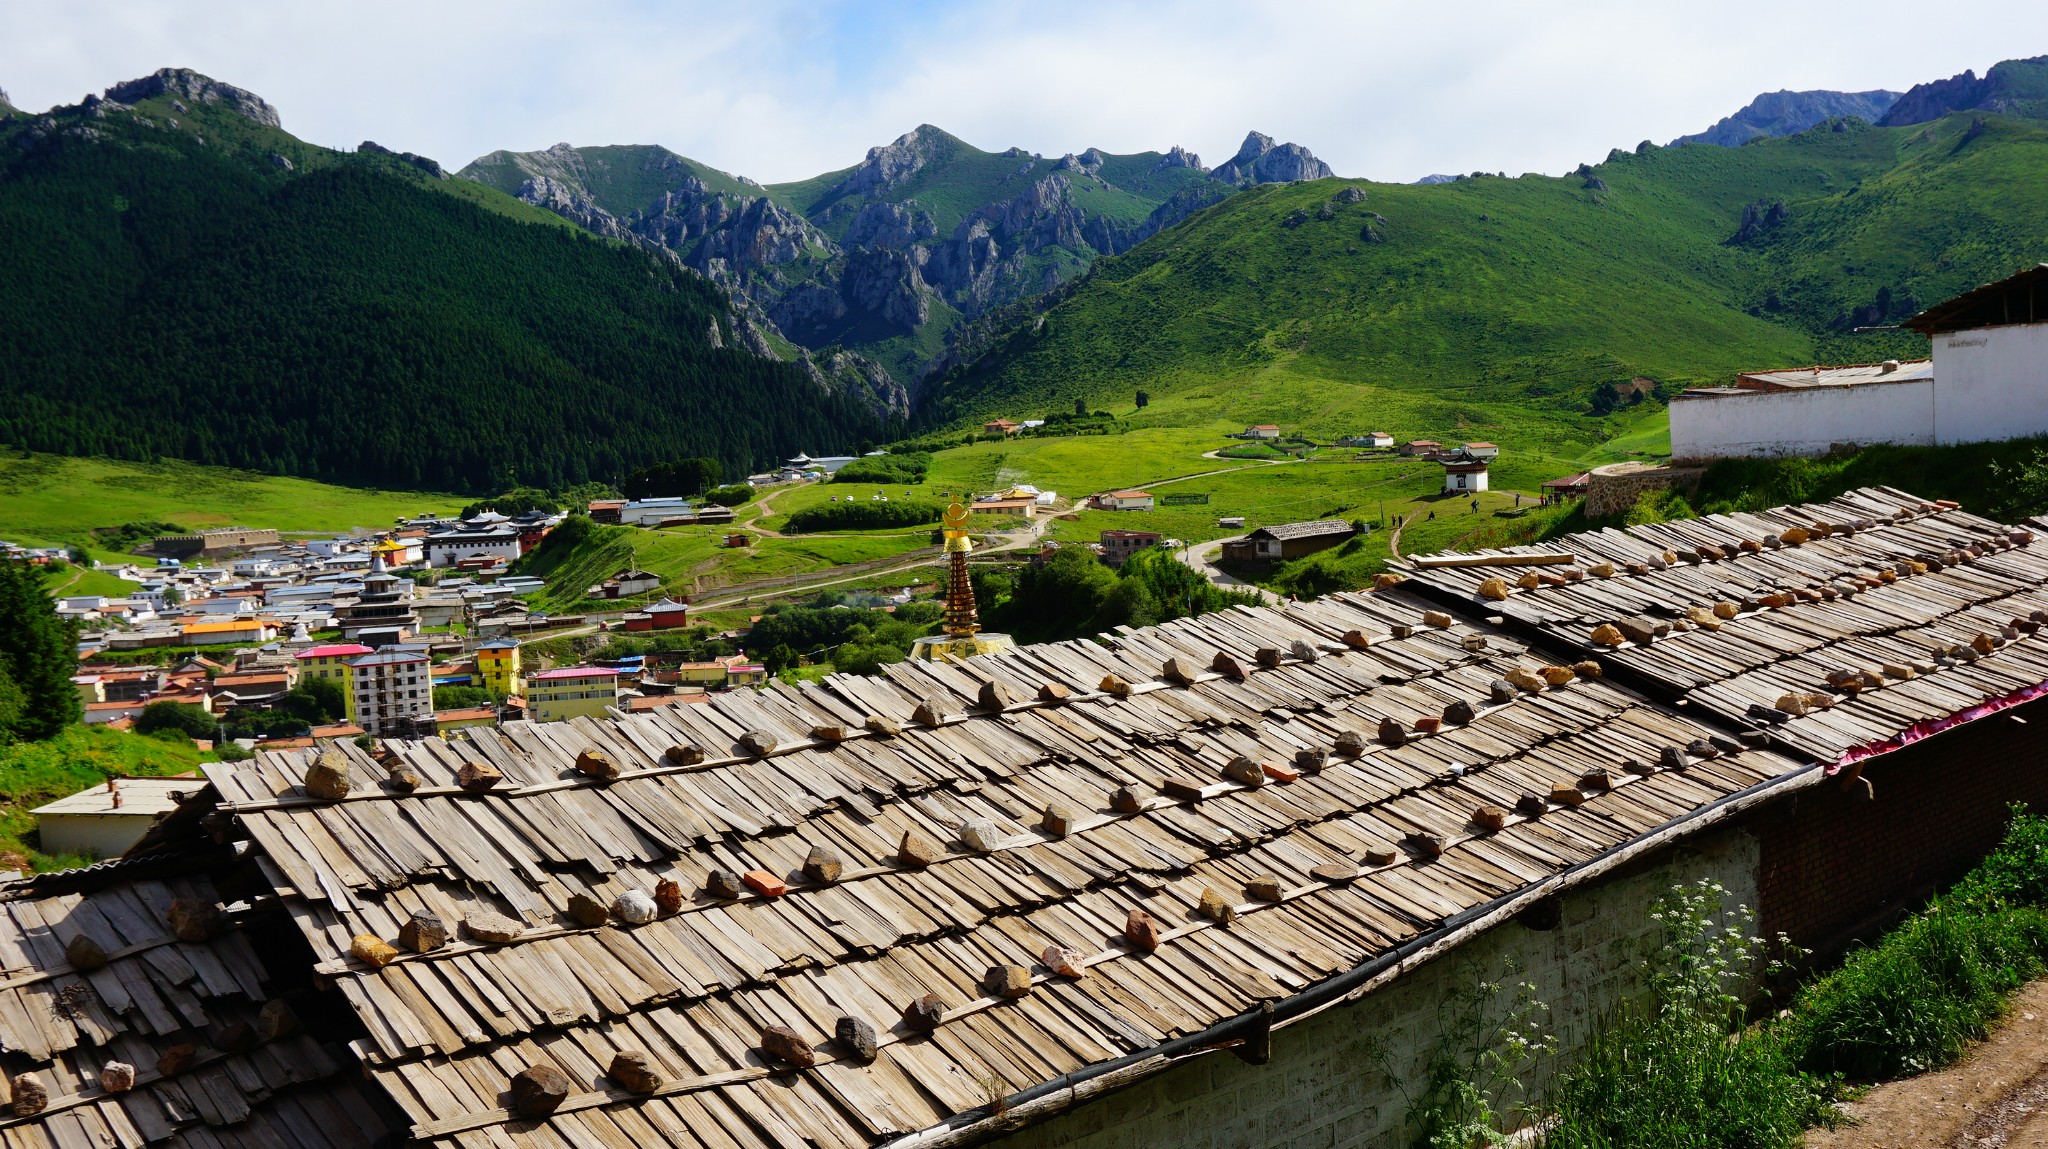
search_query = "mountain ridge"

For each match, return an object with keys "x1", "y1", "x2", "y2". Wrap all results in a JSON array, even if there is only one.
[
  {"x1": 455, "y1": 127, "x2": 1335, "y2": 392},
  {"x1": 1672, "y1": 88, "x2": 1900, "y2": 147}
]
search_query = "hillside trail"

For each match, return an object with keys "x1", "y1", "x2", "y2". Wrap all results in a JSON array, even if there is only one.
[{"x1": 1808, "y1": 978, "x2": 2048, "y2": 1148}]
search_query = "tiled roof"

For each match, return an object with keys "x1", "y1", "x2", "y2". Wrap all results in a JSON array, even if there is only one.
[
  {"x1": 530, "y1": 666, "x2": 621, "y2": 680},
  {"x1": 1249, "y1": 519, "x2": 1357, "y2": 541}
]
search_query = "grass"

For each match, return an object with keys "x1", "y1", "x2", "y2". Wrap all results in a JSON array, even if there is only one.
[
  {"x1": 0, "y1": 451, "x2": 460, "y2": 553},
  {"x1": 517, "y1": 521, "x2": 931, "y2": 612},
  {"x1": 0, "y1": 726, "x2": 214, "y2": 869}
]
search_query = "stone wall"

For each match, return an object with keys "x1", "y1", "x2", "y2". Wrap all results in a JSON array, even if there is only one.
[
  {"x1": 986, "y1": 831, "x2": 1759, "y2": 1149},
  {"x1": 1583, "y1": 463, "x2": 1704, "y2": 519}
]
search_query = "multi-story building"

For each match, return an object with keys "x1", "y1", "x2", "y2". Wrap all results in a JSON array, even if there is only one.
[
  {"x1": 475, "y1": 639, "x2": 523, "y2": 697},
  {"x1": 294, "y1": 643, "x2": 373, "y2": 722},
  {"x1": 333, "y1": 556, "x2": 419, "y2": 643},
  {"x1": 527, "y1": 666, "x2": 619, "y2": 723},
  {"x1": 347, "y1": 649, "x2": 433, "y2": 736},
  {"x1": 1098, "y1": 529, "x2": 1164, "y2": 567}
]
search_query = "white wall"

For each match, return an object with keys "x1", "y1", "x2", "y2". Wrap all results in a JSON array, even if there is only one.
[
  {"x1": 1935, "y1": 323, "x2": 2048, "y2": 445},
  {"x1": 1669, "y1": 381, "x2": 1934, "y2": 462}
]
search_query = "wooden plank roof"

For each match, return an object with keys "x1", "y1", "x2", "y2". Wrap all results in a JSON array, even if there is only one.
[
  {"x1": 217, "y1": 586, "x2": 1809, "y2": 1148},
  {"x1": 1401, "y1": 486, "x2": 2048, "y2": 766},
  {"x1": 0, "y1": 865, "x2": 394, "y2": 1148}
]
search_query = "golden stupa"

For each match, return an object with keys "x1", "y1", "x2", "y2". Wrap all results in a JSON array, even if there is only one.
[{"x1": 909, "y1": 503, "x2": 1015, "y2": 661}]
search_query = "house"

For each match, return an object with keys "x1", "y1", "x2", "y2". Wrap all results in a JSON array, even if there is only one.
[
  {"x1": 332, "y1": 558, "x2": 419, "y2": 641},
  {"x1": 724, "y1": 663, "x2": 768, "y2": 686},
  {"x1": 1673, "y1": 263, "x2": 2048, "y2": 461},
  {"x1": 432, "y1": 705, "x2": 497, "y2": 731},
  {"x1": 969, "y1": 497, "x2": 1036, "y2": 519},
  {"x1": 527, "y1": 666, "x2": 619, "y2": 722},
  {"x1": 17, "y1": 488, "x2": 2048, "y2": 1149},
  {"x1": 1098, "y1": 529, "x2": 1164, "y2": 567},
  {"x1": 209, "y1": 672, "x2": 292, "y2": 709},
  {"x1": 70, "y1": 673, "x2": 105, "y2": 707},
  {"x1": 412, "y1": 596, "x2": 467, "y2": 629},
  {"x1": 595, "y1": 568, "x2": 663, "y2": 599},
  {"x1": 622, "y1": 598, "x2": 691, "y2": 632},
  {"x1": 1217, "y1": 515, "x2": 1247, "y2": 529},
  {"x1": 670, "y1": 662, "x2": 731, "y2": 686},
  {"x1": 475, "y1": 639, "x2": 522, "y2": 696},
  {"x1": 1238, "y1": 424, "x2": 1281, "y2": 440},
  {"x1": 32, "y1": 776, "x2": 200, "y2": 859},
  {"x1": 1542, "y1": 471, "x2": 1593, "y2": 502},
  {"x1": 179, "y1": 619, "x2": 274, "y2": 646},
  {"x1": 295, "y1": 643, "x2": 372, "y2": 721},
  {"x1": 82, "y1": 699, "x2": 150, "y2": 726},
  {"x1": 618, "y1": 497, "x2": 693, "y2": 526},
  {"x1": 346, "y1": 648, "x2": 433, "y2": 736},
  {"x1": 1362, "y1": 431, "x2": 1394, "y2": 448},
  {"x1": 1458, "y1": 441, "x2": 1500, "y2": 460},
  {"x1": 423, "y1": 522, "x2": 523, "y2": 568},
  {"x1": 692, "y1": 505, "x2": 737, "y2": 525},
  {"x1": 1439, "y1": 446, "x2": 1492, "y2": 493},
  {"x1": 587, "y1": 499, "x2": 625, "y2": 523},
  {"x1": 371, "y1": 537, "x2": 423, "y2": 566},
  {"x1": 1397, "y1": 438, "x2": 1443, "y2": 457},
  {"x1": 983, "y1": 418, "x2": 1021, "y2": 436},
  {"x1": 1221, "y1": 518, "x2": 1358, "y2": 561},
  {"x1": 1088, "y1": 490, "x2": 1155, "y2": 512},
  {"x1": 724, "y1": 534, "x2": 752, "y2": 548},
  {"x1": 309, "y1": 722, "x2": 366, "y2": 741},
  {"x1": 625, "y1": 692, "x2": 710, "y2": 711}
]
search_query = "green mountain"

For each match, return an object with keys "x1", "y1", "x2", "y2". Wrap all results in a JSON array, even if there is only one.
[
  {"x1": 1671, "y1": 89, "x2": 1900, "y2": 147},
  {"x1": 1880, "y1": 55, "x2": 2048, "y2": 125},
  {"x1": 924, "y1": 105, "x2": 2048, "y2": 453},
  {"x1": 456, "y1": 128, "x2": 1320, "y2": 388},
  {"x1": 0, "y1": 69, "x2": 897, "y2": 493}
]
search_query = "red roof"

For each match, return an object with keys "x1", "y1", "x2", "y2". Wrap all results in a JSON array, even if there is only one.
[
  {"x1": 531, "y1": 666, "x2": 620, "y2": 681},
  {"x1": 433, "y1": 706, "x2": 496, "y2": 722},
  {"x1": 310, "y1": 723, "x2": 366, "y2": 739},
  {"x1": 297, "y1": 644, "x2": 374, "y2": 660},
  {"x1": 1103, "y1": 490, "x2": 1151, "y2": 500}
]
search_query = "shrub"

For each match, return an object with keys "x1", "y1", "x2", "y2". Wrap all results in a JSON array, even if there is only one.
[
  {"x1": 831, "y1": 452, "x2": 930, "y2": 485},
  {"x1": 703, "y1": 483, "x2": 755, "y2": 506},
  {"x1": 784, "y1": 499, "x2": 945, "y2": 533},
  {"x1": 135, "y1": 701, "x2": 219, "y2": 742}
]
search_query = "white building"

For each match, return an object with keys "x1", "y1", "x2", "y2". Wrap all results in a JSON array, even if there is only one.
[
  {"x1": 618, "y1": 497, "x2": 693, "y2": 526},
  {"x1": 33, "y1": 777, "x2": 201, "y2": 859},
  {"x1": 348, "y1": 649, "x2": 433, "y2": 736},
  {"x1": 1672, "y1": 264, "x2": 2048, "y2": 461},
  {"x1": 424, "y1": 526, "x2": 522, "y2": 568},
  {"x1": 1439, "y1": 447, "x2": 1491, "y2": 493}
]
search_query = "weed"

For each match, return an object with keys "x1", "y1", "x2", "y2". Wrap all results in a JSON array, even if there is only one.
[{"x1": 1389, "y1": 963, "x2": 1554, "y2": 1149}]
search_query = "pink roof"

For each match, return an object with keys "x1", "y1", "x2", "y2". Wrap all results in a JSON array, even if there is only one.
[
  {"x1": 531, "y1": 666, "x2": 620, "y2": 681},
  {"x1": 297, "y1": 644, "x2": 374, "y2": 659},
  {"x1": 1104, "y1": 490, "x2": 1151, "y2": 499}
]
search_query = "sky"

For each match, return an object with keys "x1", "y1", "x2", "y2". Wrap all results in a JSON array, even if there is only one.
[{"x1": 3, "y1": 0, "x2": 2046, "y2": 185}]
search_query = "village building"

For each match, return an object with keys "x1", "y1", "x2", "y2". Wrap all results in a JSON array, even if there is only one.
[
  {"x1": 593, "y1": 567, "x2": 663, "y2": 599},
  {"x1": 475, "y1": 638, "x2": 522, "y2": 696},
  {"x1": 432, "y1": 705, "x2": 498, "y2": 731},
  {"x1": 1672, "y1": 264, "x2": 2048, "y2": 461},
  {"x1": 1397, "y1": 438, "x2": 1442, "y2": 457},
  {"x1": 1438, "y1": 445, "x2": 1492, "y2": 493},
  {"x1": 331, "y1": 556, "x2": 419, "y2": 642},
  {"x1": 1098, "y1": 529, "x2": 1164, "y2": 567},
  {"x1": 587, "y1": 498, "x2": 625, "y2": 523},
  {"x1": 1237, "y1": 423, "x2": 1282, "y2": 440},
  {"x1": 983, "y1": 418, "x2": 1021, "y2": 436},
  {"x1": 527, "y1": 665, "x2": 619, "y2": 722},
  {"x1": 345, "y1": 648, "x2": 433, "y2": 736},
  {"x1": 617, "y1": 496, "x2": 693, "y2": 526},
  {"x1": 309, "y1": 721, "x2": 365, "y2": 741},
  {"x1": 969, "y1": 496, "x2": 1036, "y2": 519},
  {"x1": 1220, "y1": 518, "x2": 1359, "y2": 561},
  {"x1": 178, "y1": 618, "x2": 276, "y2": 646},
  {"x1": 31, "y1": 776, "x2": 199, "y2": 858},
  {"x1": 153, "y1": 526, "x2": 280, "y2": 558},
  {"x1": 1088, "y1": 490, "x2": 1156, "y2": 512},
  {"x1": 1458, "y1": 441, "x2": 1500, "y2": 459},
  {"x1": 424, "y1": 520, "x2": 524, "y2": 568},
  {"x1": 1542, "y1": 471, "x2": 1593, "y2": 503},
  {"x1": 622, "y1": 597, "x2": 691, "y2": 632}
]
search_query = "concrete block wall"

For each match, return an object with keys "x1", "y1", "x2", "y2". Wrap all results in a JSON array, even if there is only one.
[
  {"x1": 1583, "y1": 464, "x2": 1704, "y2": 519},
  {"x1": 990, "y1": 831, "x2": 1759, "y2": 1149}
]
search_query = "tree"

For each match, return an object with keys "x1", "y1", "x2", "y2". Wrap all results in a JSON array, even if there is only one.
[
  {"x1": 1135, "y1": 390, "x2": 1150, "y2": 409},
  {"x1": 433, "y1": 684, "x2": 495, "y2": 709},
  {"x1": 0, "y1": 560, "x2": 80, "y2": 742},
  {"x1": 764, "y1": 644, "x2": 800, "y2": 673},
  {"x1": 625, "y1": 458, "x2": 723, "y2": 499},
  {"x1": 992, "y1": 547, "x2": 1121, "y2": 643},
  {"x1": 282, "y1": 677, "x2": 346, "y2": 723},
  {"x1": 136, "y1": 701, "x2": 219, "y2": 743},
  {"x1": 1074, "y1": 397, "x2": 1088, "y2": 416}
]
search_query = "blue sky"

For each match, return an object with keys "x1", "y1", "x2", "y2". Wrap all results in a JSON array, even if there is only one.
[{"x1": 3, "y1": 0, "x2": 2046, "y2": 184}]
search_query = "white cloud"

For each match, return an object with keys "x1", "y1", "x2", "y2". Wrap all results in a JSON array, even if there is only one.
[{"x1": 1, "y1": 0, "x2": 2043, "y2": 184}]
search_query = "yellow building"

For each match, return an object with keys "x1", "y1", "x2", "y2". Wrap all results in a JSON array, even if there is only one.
[
  {"x1": 476, "y1": 639, "x2": 523, "y2": 696},
  {"x1": 527, "y1": 666, "x2": 619, "y2": 723},
  {"x1": 294, "y1": 643, "x2": 374, "y2": 721}
]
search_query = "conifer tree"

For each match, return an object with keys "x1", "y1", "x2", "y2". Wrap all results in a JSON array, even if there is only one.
[{"x1": 0, "y1": 560, "x2": 80, "y2": 742}]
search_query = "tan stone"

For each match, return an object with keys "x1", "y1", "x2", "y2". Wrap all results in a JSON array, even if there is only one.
[
  {"x1": 654, "y1": 879, "x2": 684, "y2": 914},
  {"x1": 1421, "y1": 610, "x2": 1453, "y2": 628},
  {"x1": 801, "y1": 846, "x2": 844, "y2": 884},
  {"x1": 98, "y1": 1060, "x2": 136, "y2": 1093},
  {"x1": 65, "y1": 933, "x2": 109, "y2": 971},
  {"x1": 1310, "y1": 863, "x2": 1359, "y2": 884},
  {"x1": 1373, "y1": 573, "x2": 1406, "y2": 590},
  {"x1": 574, "y1": 749, "x2": 618, "y2": 782},
  {"x1": 1589, "y1": 623, "x2": 1625, "y2": 646},
  {"x1": 737, "y1": 730, "x2": 778, "y2": 756},
  {"x1": 385, "y1": 763, "x2": 420, "y2": 792},
  {"x1": 1098, "y1": 674, "x2": 1132, "y2": 697},
  {"x1": 1472, "y1": 805, "x2": 1508, "y2": 832},
  {"x1": 1221, "y1": 755, "x2": 1265, "y2": 787},
  {"x1": 1363, "y1": 845, "x2": 1399, "y2": 867},
  {"x1": 1549, "y1": 784, "x2": 1587, "y2": 806},
  {"x1": 1036, "y1": 682, "x2": 1073, "y2": 704},
  {"x1": 863, "y1": 714, "x2": 902, "y2": 736},
  {"x1": 1198, "y1": 887, "x2": 1236, "y2": 924},
  {"x1": 1110, "y1": 786, "x2": 1144, "y2": 814},
  {"x1": 1041, "y1": 945, "x2": 1089, "y2": 979},
  {"x1": 9, "y1": 1073, "x2": 46, "y2": 1117},
  {"x1": 976, "y1": 680, "x2": 1015, "y2": 710},
  {"x1": 462, "y1": 910, "x2": 524, "y2": 945},
  {"x1": 1246, "y1": 875, "x2": 1287, "y2": 902},
  {"x1": 1780, "y1": 527, "x2": 1809, "y2": 545},
  {"x1": 566, "y1": 892, "x2": 610, "y2": 928},
  {"x1": 1504, "y1": 667, "x2": 1545, "y2": 692},
  {"x1": 1588, "y1": 562, "x2": 1617, "y2": 578},
  {"x1": 1516, "y1": 572, "x2": 1541, "y2": 590},
  {"x1": 1160, "y1": 657, "x2": 1198, "y2": 686},
  {"x1": 1477, "y1": 576, "x2": 1511, "y2": 601},
  {"x1": 902, "y1": 993, "x2": 946, "y2": 1034},
  {"x1": 455, "y1": 761, "x2": 502, "y2": 792},
  {"x1": 666, "y1": 742, "x2": 706, "y2": 765},
  {"x1": 302, "y1": 749, "x2": 351, "y2": 800},
  {"x1": 989, "y1": 965, "x2": 1034, "y2": 998},
  {"x1": 1210, "y1": 651, "x2": 1247, "y2": 680},
  {"x1": 898, "y1": 829, "x2": 943, "y2": 868},
  {"x1": 1572, "y1": 660, "x2": 1604, "y2": 679},
  {"x1": 1713, "y1": 600, "x2": 1740, "y2": 619},
  {"x1": 1539, "y1": 665, "x2": 1576, "y2": 686},
  {"x1": 809, "y1": 723, "x2": 849, "y2": 742},
  {"x1": 1040, "y1": 802, "x2": 1075, "y2": 837}
]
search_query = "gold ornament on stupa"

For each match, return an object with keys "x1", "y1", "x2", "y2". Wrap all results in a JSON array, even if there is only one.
[{"x1": 910, "y1": 502, "x2": 1015, "y2": 661}]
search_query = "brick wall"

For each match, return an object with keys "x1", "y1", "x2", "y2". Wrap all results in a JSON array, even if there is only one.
[
  {"x1": 989, "y1": 831, "x2": 1758, "y2": 1149},
  {"x1": 1750, "y1": 695, "x2": 2048, "y2": 958}
]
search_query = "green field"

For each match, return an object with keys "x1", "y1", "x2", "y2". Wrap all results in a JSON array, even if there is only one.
[{"x1": 0, "y1": 452, "x2": 461, "y2": 553}]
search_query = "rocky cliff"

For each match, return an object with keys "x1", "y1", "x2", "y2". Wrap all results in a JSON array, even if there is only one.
[
  {"x1": 103, "y1": 67, "x2": 281, "y2": 128},
  {"x1": 459, "y1": 126, "x2": 1336, "y2": 401},
  {"x1": 1672, "y1": 88, "x2": 1900, "y2": 147},
  {"x1": 1879, "y1": 56, "x2": 2048, "y2": 126}
]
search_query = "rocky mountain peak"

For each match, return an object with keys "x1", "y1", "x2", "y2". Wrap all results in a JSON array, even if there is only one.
[
  {"x1": 1672, "y1": 89, "x2": 1901, "y2": 147},
  {"x1": 102, "y1": 68, "x2": 280, "y2": 128},
  {"x1": 1152, "y1": 145, "x2": 1204, "y2": 172},
  {"x1": 838, "y1": 124, "x2": 961, "y2": 198},
  {"x1": 1212, "y1": 131, "x2": 1334, "y2": 186},
  {"x1": 1880, "y1": 56, "x2": 2048, "y2": 126}
]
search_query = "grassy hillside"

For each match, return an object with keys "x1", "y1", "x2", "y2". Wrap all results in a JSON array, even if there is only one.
[
  {"x1": 927, "y1": 111, "x2": 2048, "y2": 448},
  {"x1": 0, "y1": 452, "x2": 460, "y2": 553},
  {"x1": 0, "y1": 73, "x2": 894, "y2": 493},
  {"x1": 0, "y1": 727, "x2": 214, "y2": 869}
]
